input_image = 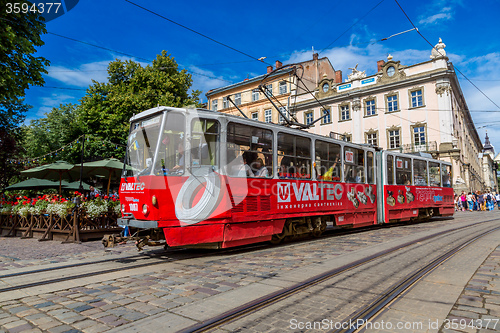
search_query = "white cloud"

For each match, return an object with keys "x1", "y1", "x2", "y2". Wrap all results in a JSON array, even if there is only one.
[
  {"x1": 419, "y1": 12, "x2": 452, "y2": 25},
  {"x1": 188, "y1": 65, "x2": 234, "y2": 100},
  {"x1": 417, "y1": 1, "x2": 459, "y2": 26},
  {"x1": 46, "y1": 56, "x2": 150, "y2": 87}
]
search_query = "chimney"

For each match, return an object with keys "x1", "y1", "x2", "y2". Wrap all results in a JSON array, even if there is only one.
[
  {"x1": 275, "y1": 60, "x2": 282, "y2": 69},
  {"x1": 267, "y1": 65, "x2": 273, "y2": 73},
  {"x1": 335, "y1": 70, "x2": 342, "y2": 83},
  {"x1": 313, "y1": 53, "x2": 319, "y2": 60},
  {"x1": 377, "y1": 60, "x2": 385, "y2": 72}
]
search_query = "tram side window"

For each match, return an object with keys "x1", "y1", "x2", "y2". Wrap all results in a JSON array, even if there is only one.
[
  {"x1": 128, "y1": 114, "x2": 164, "y2": 177},
  {"x1": 429, "y1": 162, "x2": 441, "y2": 186},
  {"x1": 191, "y1": 119, "x2": 219, "y2": 170},
  {"x1": 442, "y1": 164, "x2": 452, "y2": 187},
  {"x1": 367, "y1": 151, "x2": 374, "y2": 184},
  {"x1": 226, "y1": 123, "x2": 273, "y2": 178},
  {"x1": 278, "y1": 133, "x2": 311, "y2": 179},
  {"x1": 153, "y1": 113, "x2": 186, "y2": 176},
  {"x1": 315, "y1": 140, "x2": 341, "y2": 181},
  {"x1": 344, "y1": 147, "x2": 365, "y2": 183},
  {"x1": 395, "y1": 157, "x2": 412, "y2": 185},
  {"x1": 413, "y1": 159, "x2": 427, "y2": 185},
  {"x1": 386, "y1": 155, "x2": 394, "y2": 185}
]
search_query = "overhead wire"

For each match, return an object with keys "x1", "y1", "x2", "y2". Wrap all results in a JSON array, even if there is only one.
[
  {"x1": 123, "y1": 0, "x2": 271, "y2": 67},
  {"x1": 393, "y1": 0, "x2": 500, "y2": 111},
  {"x1": 318, "y1": 0, "x2": 386, "y2": 55}
]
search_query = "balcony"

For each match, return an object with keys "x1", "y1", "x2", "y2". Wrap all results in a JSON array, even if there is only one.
[{"x1": 401, "y1": 141, "x2": 437, "y2": 154}]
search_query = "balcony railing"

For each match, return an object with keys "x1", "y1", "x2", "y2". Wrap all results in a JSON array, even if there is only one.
[{"x1": 400, "y1": 141, "x2": 437, "y2": 154}]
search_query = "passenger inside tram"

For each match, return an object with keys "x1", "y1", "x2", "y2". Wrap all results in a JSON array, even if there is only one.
[{"x1": 254, "y1": 158, "x2": 268, "y2": 177}]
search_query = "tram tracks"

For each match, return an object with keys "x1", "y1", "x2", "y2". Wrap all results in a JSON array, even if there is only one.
[
  {"x1": 0, "y1": 216, "x2": 495, "y2": 308},
  {"x1": 176, "y1": 218, "x2": 500, "y2": 333}
]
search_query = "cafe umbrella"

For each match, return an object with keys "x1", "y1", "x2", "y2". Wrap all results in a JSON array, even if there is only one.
[
  {"x1": 6, "y1": 178, "x2": 61, "y2": 191},
  {"x1": 71, "y1": 158, "x2": 130, "y2": 195},
  {"x1": 20, "y1": 160, "x2": 75, "y2": 195}
]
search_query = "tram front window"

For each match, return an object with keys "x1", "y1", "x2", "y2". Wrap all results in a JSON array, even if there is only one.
[{"x1": 125, "y1": 114, "x2": 163, "y2": 177}]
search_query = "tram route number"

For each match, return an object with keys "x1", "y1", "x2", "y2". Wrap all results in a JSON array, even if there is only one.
[
  {"x1": 5, "y1": 2, "x2": 62, "y2": 14},
  {"x1": 443, "y1": 318, "x2": 498, "y2": 330},
  {"x1": 129, "y1": 203, "x2": 138, "y2": 212}
]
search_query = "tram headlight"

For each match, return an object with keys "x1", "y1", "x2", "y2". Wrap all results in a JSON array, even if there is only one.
[
  {"x1": 142, "y1": 204, "x2": 149, "y2": 215},
  {"x1": 152, "y1": 195, "x2": 157, "y2": 206}
]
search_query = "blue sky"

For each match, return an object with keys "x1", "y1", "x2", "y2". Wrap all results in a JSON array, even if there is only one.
[{"x1": 24, "y1": 0, "x2": 500, "y2": 153}]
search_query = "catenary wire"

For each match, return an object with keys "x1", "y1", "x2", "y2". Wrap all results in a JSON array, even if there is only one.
[
  {"x1": 393, "y1": 0, "x2": 500, "y2": 111},
  {"x1": 123, "y1": 0, "x2": 272, "y2": 67}
]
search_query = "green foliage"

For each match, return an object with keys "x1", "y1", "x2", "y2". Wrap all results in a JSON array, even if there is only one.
[
  {"x1": 77, "y1": 51, "x2": 201, "y2": 160},
  {"x1": 0, "y1": 7, "x2": 49, "y2": 191},
  {"x1": 19, "y1": 51, "x2": 202, "y2": 168},
  {"x1": 21, "y1": 103, "x2": 84, "y2": 163}
]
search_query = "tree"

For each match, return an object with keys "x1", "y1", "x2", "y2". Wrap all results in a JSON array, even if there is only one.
[
  {"x1": 22, "y1": 104, "x2": 83, "y2": 164},
  {"x1": 78, "y1": 51, "x2": 201, "y2": 160},
  {"x1": 0, "y1": 7, "x2": 49, "y2": 190}
]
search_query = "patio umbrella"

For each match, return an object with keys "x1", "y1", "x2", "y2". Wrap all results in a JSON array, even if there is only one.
[
  {"x1": 20, "y1": 160, "x2": 76, "y2": 195},
  {"x1": 61, "y1": 180, "x2": 92, "y2": 191},
  {"x1": 6, "y1": 178, "x2": 61, "y2": 190},
  {"x1": 71, "y1": 158, "x2": 129, "y2": 195}
]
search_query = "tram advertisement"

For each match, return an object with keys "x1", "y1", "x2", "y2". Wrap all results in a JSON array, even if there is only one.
[
  {"x1": 275, "y1": 181, "x2": 376, "y2": 211},
  {"x1": 384, "y1": 184, "x2": 454, "y2": 221}
]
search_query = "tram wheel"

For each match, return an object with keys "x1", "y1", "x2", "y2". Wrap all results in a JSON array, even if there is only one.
[{"x1": 270, "y1": 220, "x2": 291, "y2": 244}]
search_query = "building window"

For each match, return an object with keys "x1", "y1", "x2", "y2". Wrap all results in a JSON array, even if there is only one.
[
  {"x1": 410, "y1": 89, "x2": 423, "y2": 108},
  {"x1": 388, "y1": 129, "x2": 400, "y2": 149},
  {"x1": 212, "y1": 99, "x2": 218, "y2": 112},
  {"x1": 265, "y1": 84, "x2": 273, "y2": 97},
  {"x1": 305, "y1": 111, "x2": 314, "y2": 125},
  {"x1": 234, "y1": 93, "x2": 241, "y2": 106},
  {"x1": 365, "y1": 99, "x2": 376, "y2": 116},
  {"x1": 252, "y1": 89, "x2": 259, "y2": 102},
  {"x1": 321, "y1": 108, "x2": 331, "y2": 124},
  {"x1": 223, "y1": 97, "x2": 228, "y2": 109},
  {"x1": 265, "y1": 109, "x2": 272, "y2": 123},
  {"x1": 387, "y1": 95, "x2": 398, "y2": 112},
  {"x1": 343, "y1": 134, "x2": 352, "y2": 142},
  {"x1": 278, "y1": 107, "x2": 287, "y2": 123},
  {"x1": 413, "y1": 126, "x2": 426, "y2": 146},
  {"x1": 279, "y1": 81, "x2": 287, "y2": 94},
  {"x1": 251, "y1": 112, "x2": 258, "y2": 121},
  {"x1": 339, "y1": 104, "x2": 350, "y2": 121},
  {"x1": 366, "y1": 132, "x2": 377, "y2": 146}
]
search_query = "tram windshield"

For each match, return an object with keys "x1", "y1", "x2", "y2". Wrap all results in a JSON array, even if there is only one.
[
  {"x1": 125, "y1": 112, "x2": 186, "y2": 177},
  {"x1": 125, "y1": 114, "x2": 163, "y2": 177}
]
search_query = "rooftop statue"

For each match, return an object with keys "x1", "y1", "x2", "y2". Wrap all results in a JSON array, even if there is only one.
[
  {"x1": 347, "y1": 64, "x2": 366, "y2": 81},
  {"x1": 430, "y1": 38, "x2": 447, "y2": 59}
]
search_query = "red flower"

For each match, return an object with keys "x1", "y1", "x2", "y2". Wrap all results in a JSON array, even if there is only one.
[
  {"x1": 23, "y1": 196, "x2": 28, "y2": 199},
  {"x1": 112, "y1": 198, "x2": 117, "y2": 202},
  {"x1": 95, "y1": 193, "x2": 100, "y2": 198},
  {"x1": 13, "y1": 202, "x2": 18, "y2": 205},
  {"x1": 104, "y1": 195, "x2": 109, "y2": 200}
]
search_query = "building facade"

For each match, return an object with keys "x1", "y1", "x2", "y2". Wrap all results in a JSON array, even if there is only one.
[
  {"x1": 293, "y1": 40, "x2": 484, "y2": 194},
  {"x1": 209, "y1": 40, "x2": 487, "y2": 194},
  {"x1": 206, "y1": 55, "x2": 339, "y2": 124}
]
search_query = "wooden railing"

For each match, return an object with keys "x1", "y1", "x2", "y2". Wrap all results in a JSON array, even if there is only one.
[{"x1": 0, "y1": 209, "x2": 123, "y2": 243}]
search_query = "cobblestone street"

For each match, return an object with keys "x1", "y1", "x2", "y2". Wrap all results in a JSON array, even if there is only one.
[{"x1": 0, "y1": 211, "x2": 499, "y2": 332}]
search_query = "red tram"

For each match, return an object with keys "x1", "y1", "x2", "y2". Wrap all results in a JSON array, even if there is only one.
[{"x1": 117, "y1": 106, "x2": 454, "y2": 249}]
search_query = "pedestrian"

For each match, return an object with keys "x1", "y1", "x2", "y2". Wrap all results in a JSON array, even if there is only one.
[
  {"x1": 466, "y1": 192, "x2": 474, "y2": 211},
  {"x1": 477, "y1": 191, "x2": 485, "y2": 211},
  {"x1": 460, "y1": 192, "x2": 467, "y2": 212},
  {"x1": 486, "y1": 191, "x2": 494, "y2": 211},
  {"x1": 496, "y1": 192, "x2": 500, "y2": 210}
]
